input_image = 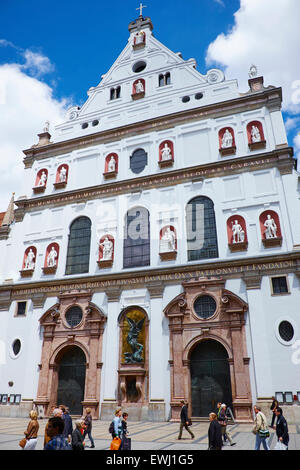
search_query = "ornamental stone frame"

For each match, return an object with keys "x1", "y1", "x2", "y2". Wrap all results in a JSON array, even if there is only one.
[
  {"x1": 34, "y1": 290, "x2": 106, "y2": 418},
  {"x1": 164, "y1": 277, "x2": 252, "y2": 423}
]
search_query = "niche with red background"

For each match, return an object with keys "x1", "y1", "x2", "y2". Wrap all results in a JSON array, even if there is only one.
[
  {"x1": 132, "y1": 79, "x2": 145, "y2": 100},
  {"x1": 133, "y1": 31, "x2": 146, "y2": 49},
  {"x1": 103, "y1": 153, "x2": 118, "y2": 180},
  {"x1": 159, "y1": 225, "x2": 177, "y2": 261},
  {"x1": 247, "y1": 121, "x2": 266, "y2": 150},
  {"x1": 43, "y1": 243, "x2": 60, "y2": 274},
  {"x1": 54, "y1": 164, "x2": 69, "y2": 189},
  {"x1": 33, "y1": 169, "x2": 48, "y2": 194},
  {"x1": 98, "y1": 234, "x2": 114, "y2": 268},
  {"x1": 218, "y1": 127, "x2": 236, "y2": 156},
  {"x1": 20, "y1": 246, "x2": 37, "y2": 277},
  {"x1": 158, "y1": 140, "x2": 174, "y2": 169},
  {"x1": 259, "y1": 210, "x2": 282, "y2": 247},
  {"x1": 227, "y1": 215, "x2": 248, "y2": 252}
]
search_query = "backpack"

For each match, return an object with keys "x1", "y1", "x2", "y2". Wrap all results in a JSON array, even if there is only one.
[{"x1": 108, "y1": 420, "x2": 114, "y2": 434}]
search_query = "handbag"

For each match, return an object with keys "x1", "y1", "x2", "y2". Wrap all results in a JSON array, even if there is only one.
[
  {"x1": 19, "y1": 438, "x2": 27, "y2": 448},
  {"x1": 120, "y1": 436, "x2": 131, "y2": 450},
  {"x1": 110, "y1": 437, "x2": 121, "y2": 450},
  {"x1": 258, "y1": 413, "x2": 270, "y2": 438}
]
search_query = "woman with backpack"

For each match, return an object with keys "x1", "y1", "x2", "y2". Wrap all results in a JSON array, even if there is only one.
[{"x1": 109, "y1": 408, "x2": 123, "y2": 450}]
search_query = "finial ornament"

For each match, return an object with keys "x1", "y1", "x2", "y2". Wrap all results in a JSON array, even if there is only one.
[
  {"x1": 136, "y1": 2, "x2": 147, "y2": 17},
  {"x1": 249, "y1": 64, "x2": 258, "y2": 79}
]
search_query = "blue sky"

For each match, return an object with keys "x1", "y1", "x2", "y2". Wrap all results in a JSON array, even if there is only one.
[{"x1": 0, "y1": 0, "x2": 299, "y2": 209}]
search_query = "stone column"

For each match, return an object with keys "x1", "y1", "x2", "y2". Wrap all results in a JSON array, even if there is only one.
[
  {"x1": 147, "y1": 282, "x2": 166, "y2": 421},
  {"x1": 100, "y1": 288, "x2": 121, "y2": 420}
]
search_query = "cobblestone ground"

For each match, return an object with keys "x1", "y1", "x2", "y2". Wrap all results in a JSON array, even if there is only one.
[{"x1": 0, "y1": 418, "x2": 299, "y2": 450}]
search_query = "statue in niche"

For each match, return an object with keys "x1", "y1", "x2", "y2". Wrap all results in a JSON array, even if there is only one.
[
  {"x1": 24, "y1": 249, "x2": 35, "y2": 270},
  {"x1": 264, "y1": 214, "x2": 277, "y2": 239},
  {"x1": 47, "y1": 246, "x2": 58, "y2": 267},
  {"x1": 161, "y1": 143, "x2": 172, "y2": 161},
  {"x1": 135, "y1": 31, "x2": 145, "y2": 45},
  {"x1": 124, "y1": 316, "x2": 145, "y2": 363},
  {"x1": 160, "y1": 227, "x2": 176, "y2": 252},
  {"x1": 100, "y1": 237, "x2": 113, "y2": 260},
  {"x1": 59, "y1": 166, "x2": 67, "y2": 182},
  {"x1": 38, "y1": 171, "x2": 47, "y2": 186},
  {"x1": 221, "y1": 129, "x2": 233, "y2": 148},
  {"x1": 107, "y1": 156, "x2": 116, "y2": 172},
  {"x1": 135, "y1": 80, "x2": 144, "y2": 94},
  {"x1": 231, "y1": 220, "x2": 245, "y2": 243},
  {"x1": 251, "y1": 125, "x2": 261, "y2": 143}
]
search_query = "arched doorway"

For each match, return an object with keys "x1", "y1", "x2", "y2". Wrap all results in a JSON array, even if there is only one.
[
  {"x1": 57, "y1": 346, "x2": 86, "y2": 415},
  {"x1": 190, "y1": 339, "x2": 232, "y2": 417}
]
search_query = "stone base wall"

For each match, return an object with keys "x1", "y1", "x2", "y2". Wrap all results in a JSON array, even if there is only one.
[
  {"x1": 256, "y1": 399, "x2": 300, "y2": 424},
  {"x1": 0, "y1": 400, "x2": 34, "y2": 418},
  {"x1": 100, "y1": 401, "x2": 166, "y2": 421}
]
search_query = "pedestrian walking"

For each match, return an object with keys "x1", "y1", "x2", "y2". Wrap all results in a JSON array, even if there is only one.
[
  {"x1": 270, "y1": 397, "x2": 279, "y2": 428},
  {"x1": 22, "y1": 410, "x2": 39, "y2": 450},
  {"x1": 218, "y1": 404, "x2": 236, "y2": 446},
  {"x1": 71, "y1": 420, "x2": 85, "y2": 451},
  {"x1": 44, "y1": 407, "x2": 63, "y2": 448},
  {"x1": 60, "y1": 405, "x2": 73, "y2": 444},
  {"x1": 177, "y1": 400, "x2": 194, "y2": 440},
  {"x1": 83, "y1": 408, "x2": 95, "y2": 448},
  {"x1": 44, "y1": 417, "x2": 71, "y2": 450},
  {"x1": 274, "y1": 407, "x2": 289, "y2": 450},
  {"x1": 208, "y1": 413, "x2": 223, "y2": 450},
  {"x1": 252, "y1": 405, "x2": 270, "y2": 450},
  {"x1": 120, "y1": 412, "x2": 131, "y2": 450}
]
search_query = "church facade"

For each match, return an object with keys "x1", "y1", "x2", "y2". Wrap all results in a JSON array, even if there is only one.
[{"x1": 1, "y1": 14, "x2": 300, "y2": 423}]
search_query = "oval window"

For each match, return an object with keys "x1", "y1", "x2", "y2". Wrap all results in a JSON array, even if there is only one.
[
  {"x1": 130, "y1": 148, "x2": 148, "y2": 174},
  {"x1": 278, "y1": 321, "x2": 294, "y2": 342},
  {"x1": 182, "y1": 96, "x2": 190, "y2": 103},
  {"x1": 195, "y1": 93, "x2": 203, "y2": 100},
  {"x1": 132, "y1": 61, "x2": 147, "y2": 73},
  {"x1": 194, "y1": 295, "x2": 216, "y2": 319},
  {"x1": 12, "y1": 339, "x2": 21, "y2": 356},
  {"x1": 65, "y1": 306, "x2": 83, "y2": 328}
]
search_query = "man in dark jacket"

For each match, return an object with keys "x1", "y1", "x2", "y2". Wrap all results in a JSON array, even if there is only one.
[
  {"x1": 208, "y1": 412, "x2": 223, "y2": 450},
  {"x1": 275, "y1": 407, "x2": 289, "y2": 449},
  {"x1": 60, "y1": 405, "x2": 73, "y2": 443},
  {"x1": 177, "y1": 400, "x2": 194, "y2": 440}
]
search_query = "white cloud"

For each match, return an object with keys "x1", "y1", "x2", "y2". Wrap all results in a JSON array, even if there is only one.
[
  {"x1": 22, "y1": 50, "x2": 55, "y2": 77},
  {"x1": 206, "y1": 0, "x2": 300, "y2": 114},
  {"x1": 0, "y1": 62, "x2": 68, "y2": 211}
]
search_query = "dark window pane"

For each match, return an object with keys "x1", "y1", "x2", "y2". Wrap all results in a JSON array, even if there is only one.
[
  {"x1": 12, "y1": 339, "x2": 21, "y2": 356},
  {"x1": 194, "y1": 295, "x2": 216, "y2": 319},
  {"x1": 272, "y1": 277, "x2": 288, "y2": 294},
  {"x1": 16, "y1": 302, "x2": 26, "y2": 316},
  {"x1": 65, "y1": 217, "x2": 91, "y2": 275},
  {"x1": 187, "y1": 196, "x2": 218, "y2": 261},
  {"x1": 124, "y1": 207, "x2": 150, "y2": 268},
  {"x1": 65, "y1": 306, "x2": 83, "y2": 328},
  {"x1": 279, "y1": 321, "x2": 294, "y2": 342},
  {"x1": 130, "y1": 148, "x2": 147, "y2": 174}
]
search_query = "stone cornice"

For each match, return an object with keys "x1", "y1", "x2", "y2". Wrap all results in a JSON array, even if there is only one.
[
  {"x1": 15, "y1": 147, "x2": 294, "y2": 220},
  {"x1": 4, "y1": 251, "x2": 300, "y2": 300},
  {"x1": 22, "y1": 87, "x2": 283, "y2": 167}
]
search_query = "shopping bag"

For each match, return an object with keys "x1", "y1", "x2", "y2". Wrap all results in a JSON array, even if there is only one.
[
  {"x1": 110, "y1": 437, "x2": 121, "y2": 450},
  {"x1": 120, "y1": 436, "x2": 131, "y2": 450},
  {"x1": 19, "y1": 438, "x2": 27, "y2": 448},
  {"x1": 274, "y1": 441, "x2": 287, "y2": 450}
]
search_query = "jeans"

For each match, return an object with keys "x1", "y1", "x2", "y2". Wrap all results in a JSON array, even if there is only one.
[
  {"x1": 83, "y1": 430, "x2": 95, "y2": 446},
  {"x1": 255, "y1": 433, "x2": 270, "y2": 450}
]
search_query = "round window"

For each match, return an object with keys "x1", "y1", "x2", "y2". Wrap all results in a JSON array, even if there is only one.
[
  {"x1": 65, "y1": 306, "x2": 83, "y2": 328},
  {"x1": 278, "y1": 321, "x2": 294, "y2": 342},
  {"x1": 195, "y1": 93, "x2": 203, "y2": 100},
  {"x1": 81, "y1": 123, "x2": 88, "y2": 129},
  {"x1": 92, "y1": 120, "x2": 99, "y2": 127},
  {"x1": 12, "y1": 339, "x2": 21, "y2": 356},
  {"x1": 194, "y1": 295, "x2": 216, "y2": 319},
  {"x1": 182, "y1": 96, "x2": 190, "y2": 103},
  {"x1": 132, "y1": 61, "x2": 147, "y2": 73}
]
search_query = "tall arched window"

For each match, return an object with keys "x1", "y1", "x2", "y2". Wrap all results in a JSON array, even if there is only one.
[
  {"x1": 65, "y1": 217, "x2": 91, "y2": 275},
  {"x1": 123, "y1": 207, "x2": 150, "y2": 268},
  {"x1": 186, "y1": 196, "x2": 218, "y2": 261}
]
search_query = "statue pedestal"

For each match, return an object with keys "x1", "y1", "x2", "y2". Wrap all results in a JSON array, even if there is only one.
[
  {"x1": 33, "y1": 185, "x2": 46, "y2": 194},
  {"x1": 133, "y1": 43, "x2": 145, "y2": 51},
  {"x1": 158, "y1": 159, "x2": 174, "y2": 169},
  {"x1": 53, "y1": 181, "x2": 67, "y2": 189},
  {"x1": 248, "y1": 140, "x2": 266, "y2": 151},
  {"x1": 20, "y1": 269, "x2": 34, "y2": 277},
  {"x1": 228, "y1": 241, "x2": 248, "y2": 252},
  {"x1": 159, "y1": 251, "x2": 177, "y2": 261},
  {"x1": 42, "y1": 266, "x2": 57, "y2": 274},
  {"x1": 132, "y1": 92, "x2": 145, "y2": 101},
  {"x1": 97, "y1": 259, "x2": 113, "y2": 268},
  {"x1": 103, "y1": 170, "x2": 117, "y2": 180},
  {"x1": 262, "y1": 237, "x2": 282, "y2": 248},
  {"x1": 219, "y1": 145, "x2": 236, "y2": 157}
]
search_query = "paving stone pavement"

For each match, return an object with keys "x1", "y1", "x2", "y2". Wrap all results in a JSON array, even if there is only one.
[{"x1": 0, "y1": 417, "x2": 299, "y2": 451}]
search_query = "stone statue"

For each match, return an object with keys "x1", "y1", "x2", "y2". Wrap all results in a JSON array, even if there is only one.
[
  {"x1": 25, "y1": 248, "x2": 35, "y2": 270},
  {"x1": 47, "y1": 246, "x2": 58, "y2": 267},
  {"x1": 43, "y1": 121, "x2": 50, "y2": 133},
  {"x1": 135, "y1": 80, "x2": 144, "y2": 94},
  {"x1": 59, "y1": 166, "x2": 67, "y2": 182},
  {"x1": 100, "y1": 237, "x2": 113, "y2": 260},
  {"x1": 135, "y1": 31, "x2": 145, "y2": 45},
  {"x1": 231, "y1": 220, "x2": 245, "y2": 243},
  {"x1": 264, "y1": 214, "x2": 277, "y2": 239},
  {"x1": 161, "y1": 227, "x2": 176, "y2": 252},
  {"x1": 38, "y1": 171, "x2": 47, "y2": 186},
  {"x1": 249, "y1": 64, "x2": 258, "y2": 79},
  {"x1": 124, "y1": 316, "x2": 145, "y2": 363},
  {"x1": 221, "y1": 129, "x2": 233, "y2": 148},
  {"x1": 107, "y1": 156, "x2": 116, "y2": 172},
  {"x1": 251, "y1": 125, "x2": 261, "y2": 143},
  {"x1": 161, "y1": 143, "x2": 172, "y2": 161}
]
